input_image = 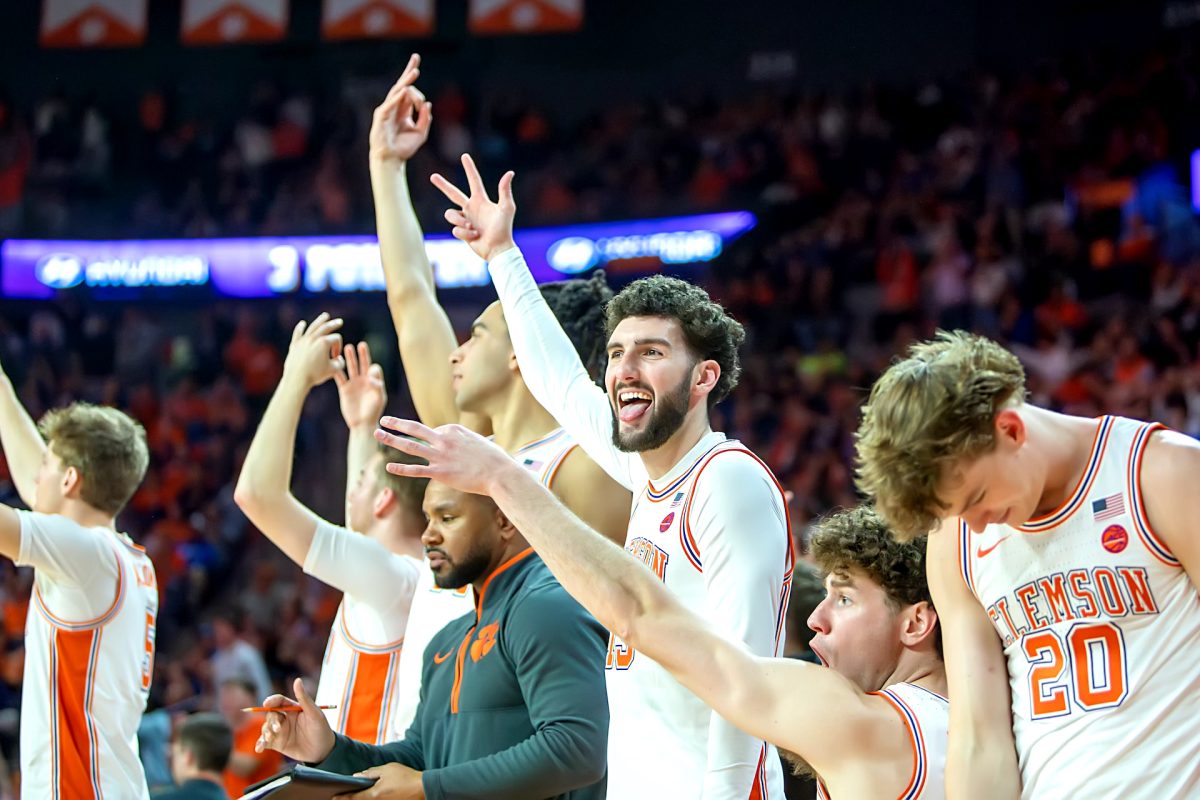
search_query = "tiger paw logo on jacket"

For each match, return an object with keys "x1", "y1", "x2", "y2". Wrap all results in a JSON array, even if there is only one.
[{"x1": 470, "y1": 623, "x2": 500, "y2": 662}]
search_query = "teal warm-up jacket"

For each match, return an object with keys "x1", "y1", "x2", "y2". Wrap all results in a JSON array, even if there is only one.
[{"x1": 317, "y1": 548, "x2": 609, "y2": 800}]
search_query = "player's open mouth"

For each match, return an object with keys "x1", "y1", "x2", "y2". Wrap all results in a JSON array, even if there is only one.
[{"x1": 617, "y1": 389, "x2": 653, "y2": 423}]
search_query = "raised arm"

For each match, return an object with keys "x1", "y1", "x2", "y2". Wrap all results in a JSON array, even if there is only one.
[
  {"x1": 927, "y1": 517, "x2": 1020, "y2": 799},
  {"x1": 431, "y1": 155, "x2": 637, "y2": 487},
  {"x1": 0, "y1": 361, "x2": 48, "y2": 507},
  {"x1": 375, "y1": 420, "x2": 897, "y2": 775},
  {"x1": 334, "y1": 340, "x2": 388, "y2": 504},
  {"x1": 234, "y1": 314, "x2": 344, "y2": 565},
  {"x1": 370, "y1": 56, "x2": 488, "y2": 434}
]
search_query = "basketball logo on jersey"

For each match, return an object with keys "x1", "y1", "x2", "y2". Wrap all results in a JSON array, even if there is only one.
[
  {"x1": 659, "y1": 512, "x2": 675, "y2": 533},
  {"x1": 1101, "y1": 524, "x2": 1128, "y2": 554}
]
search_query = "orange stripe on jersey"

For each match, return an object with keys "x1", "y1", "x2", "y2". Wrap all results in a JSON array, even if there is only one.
[
  {"x1": 747, "y1": 743, "x2": 768, "y2": 799},
  {"x1": 52, "y1": 627, "x2": 101, "y2": 799},
  {"x1": 543, "y1": 443, "x2": 577, "y2": 489},
  {"x1": 343, "y1": 651, "x2": 398, "y2": 744},
  {"x1": 1127, "y1": 422, "x2": 1178, "y2": 567},
  {"x1": 35, "y1": 546, "x2": 125, "y2": 630},
  {"x1": 1017, "y1": 417, "x2": 1112, "y2": 533}
]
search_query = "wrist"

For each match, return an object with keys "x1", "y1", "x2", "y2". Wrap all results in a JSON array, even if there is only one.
[
  {"x1": 488, "y1": 458, "x2": 528, "y2": 502},
  {"x1": 369, "y1": 157, "x2": 407, "y2": 177},
  {"x1": 280, "y1": 366, "x2": 315, "y2": 394},
  {"x1": 486, "y1": 239, "x2": 517, "y2": 262}
]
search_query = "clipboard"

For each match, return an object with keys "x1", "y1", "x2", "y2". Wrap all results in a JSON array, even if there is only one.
[{"x1": 237, "y1": 764, "x2": 378, "y2": 799}]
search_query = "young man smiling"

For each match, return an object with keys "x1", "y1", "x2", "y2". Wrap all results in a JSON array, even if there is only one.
[{"x1": 431, "y1": 156, "x2": 792, "y2": 799}]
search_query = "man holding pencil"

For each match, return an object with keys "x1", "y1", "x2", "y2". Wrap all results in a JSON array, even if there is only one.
[{"x1": 254, "y1": 478, "x2": 610, "y2": 800}]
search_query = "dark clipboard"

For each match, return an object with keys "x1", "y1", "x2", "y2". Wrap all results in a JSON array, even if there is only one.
[{"x1": 237, "y1": 764, "x2": 378, "y2": 799}]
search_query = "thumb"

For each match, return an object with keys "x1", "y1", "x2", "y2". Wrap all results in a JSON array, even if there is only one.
[
  {"x1": 498, "y1": 170, "x2": 516, "y2": 208},
  {"x1": 294, "y1": 677, "x2": 319, "y2": 713}
]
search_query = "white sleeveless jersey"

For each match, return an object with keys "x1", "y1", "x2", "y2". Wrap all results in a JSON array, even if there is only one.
[
  {"x1": 304, "y1": 519, "x2": 423, "y2": 745},
  {"x1": 960, "y1": 415, "x2": 1200, "y2": 799},
  {"x1": 388, "y1": 427, "x2": 578, "y2": 740},
  {"x1": 16, "y1": 511, "x2": 158, "y2": 800},
  {"x1": 606, "y1": 433, "x2": 792, "y2": 800},
  {"x1": 816, "y1": 682, "x2": 948, "y2": 800}
]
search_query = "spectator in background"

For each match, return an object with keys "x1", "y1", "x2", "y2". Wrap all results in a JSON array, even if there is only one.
[
  {"x1": 0, "y1": 99, "x2": 31, "y2": 238},
  {"x1": 157, "y1": 712, "x2": 234, "y2": 800},
  {"x1": 219, "y1": 679, "x2": 281, "y2": 799},
  {"x1": 210, "y1": 616, "x2": 272, "y2": 704}
]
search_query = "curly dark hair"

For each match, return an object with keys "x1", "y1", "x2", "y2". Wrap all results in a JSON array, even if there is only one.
[
  {"x1": 604, "y1": 275, "x2": 745, "y2": 407},
  {"x1": 810, "y1": 505, "x2": 931, "y2": 610},
  {"x1": 539, "y1": 270, "x2": 614, "y2": 380}
]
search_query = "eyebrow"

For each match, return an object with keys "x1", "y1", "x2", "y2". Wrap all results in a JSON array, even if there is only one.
[
  {"x1": 607, "y1": 337, "x2": 674, "y2": 351},
  {"x1": 828, "y1": 575, "x2": 855, "y2": 590},
  {"x1": 424, "y1": 501, "x2": 458, "y2": 515},
  {"x1": 470, "y1": 321, "x2": 487, "y2": 334}
]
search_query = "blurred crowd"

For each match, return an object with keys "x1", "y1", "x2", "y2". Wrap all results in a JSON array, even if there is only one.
[{"x1": 0, "y1": 37, "x2": 1197, "y2": 796}]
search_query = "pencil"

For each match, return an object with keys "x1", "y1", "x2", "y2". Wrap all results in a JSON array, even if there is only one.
[{"x1": 241, "y1": 704, "x2": 338, "y2": 713}]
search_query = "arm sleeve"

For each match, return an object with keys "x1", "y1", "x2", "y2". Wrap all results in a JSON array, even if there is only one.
[
  {"x1": 14, "y1": 510, "x2": 118, "y2": 593},
  {"x1": 314, "y1": 730, "x2": 425, "y2": 775},
  {"x1": 302, "y1": 519, "x2": 421, "y2": 617},
  {"x1": 487, "y1": 247, "x2": 639, "y2": 489},
  {"x1": 687, "y1": 454, "x2": 790, "y2": 800},
  {"x1": 421, "y1": 589, "x2": 609, "y2": 800}
]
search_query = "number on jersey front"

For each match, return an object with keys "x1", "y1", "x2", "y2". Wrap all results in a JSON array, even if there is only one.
[
  {"x1": 605, "y1": 633, "x2": 634, "y2": 670},
  {"x1": 142, "y1": 610, "x2": 157, "y2": 691},
  {"x1": 1024, "y1": 621, "x2": 1127, "y2": 719}
]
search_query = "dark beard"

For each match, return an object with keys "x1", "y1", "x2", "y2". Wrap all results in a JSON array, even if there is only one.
[
  {"x1": 431, "y1": 547, "x2": 492, "y2": 590},
  {"x1": 611, "y1": 373, "x2": 691, "y2": 452}
]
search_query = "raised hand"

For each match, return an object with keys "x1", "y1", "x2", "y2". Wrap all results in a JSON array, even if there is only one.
[
  {"x1": 334, "y1": 341, "x2": 387, "y2": 429},
  {"x1": 282, "y1": 313, "x2": 345, "y2": 389},
  {"x1": 255, "y1": 677, "x2": 337, "y2": 764},
  {"x1": 369, "y1": 53, "x2": 433, "y2": 165},
  {"x1": 373, "y1": 416, "x2": 513, "y2": 497},
  {"x1": 430, "y1": 153, "x2": 517, "y2": 262}
]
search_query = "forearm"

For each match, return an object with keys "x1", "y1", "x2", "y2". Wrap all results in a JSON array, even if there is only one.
[
  {"x1": 346, "y1": 424, "x2": 376, "y2": 503},
  {"x1": 490, "y1": 463, "x2": 664, "y2": 643},
  {"x1": 487, "y1": 247, "x2": 635, "y2": 488},
  {"x1": 372, "y1": 161, "x2": 434, "y2": 297},
  {"x1": 317, "y1": 733, "x2": 424, "y2": 775},
  {"x1": 422, "y1": 722, "x2": 605, "y2": 800},
  {"x1": 373, "y1": 162, "x2": 462, "y2": 429},
  {"x1": 234, "y1": 372, "x2": 316, "y2": 563},
  {"x1": 0, "y1": 375, "x2": 46, "y2": 507}
]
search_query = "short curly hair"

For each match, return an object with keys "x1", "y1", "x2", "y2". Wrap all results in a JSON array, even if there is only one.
[
  {"x1": 539, "y1": 270, "x2": 613, "y2": 380},
  {"x1": 604, "y1": 275, "x2": 745, "y2": 407},
  {"x1": 810, "y1": 505, "x2": 931, "y2": 611},
  {"x1": 855, "y1": 330, "x2": 1026, "y2": 540}
]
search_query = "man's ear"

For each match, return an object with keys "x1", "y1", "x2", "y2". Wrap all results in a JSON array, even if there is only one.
[
  {"x1": 61, "y1": 465, "x2": 83, "y2": 499},
  {"x1": 373, "y1": 488, "x2": 397, "y2": 518},
  {"x1": 692, "y1": 359, "x2": 721, "y2": 402},
  {"x1": 494, "y1": 506, "x2": 517, "y2": 541},
  {"x1": 898, "y1": 600, "x2": 939, "y2": 651},
  {"x1": 994, "y1": 407, "x2": 1026, "y2": 450}
]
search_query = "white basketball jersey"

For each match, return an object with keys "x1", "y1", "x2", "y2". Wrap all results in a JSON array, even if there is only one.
[
  {"x1": 960, "y1": 416, "x2": 1200, "y2": 798},
  {"x1": 16, "y1": 512, "x2": 157, "y2": 800},
  {"x1": 388, "y1": 427, "x2": 578, "y2": 740},
  {"x1": 816, "y1": 682, "x2": 948, "y2": 800},
  {"x1": 606, "y1": 434, "x2": 791, "y2": 799}
]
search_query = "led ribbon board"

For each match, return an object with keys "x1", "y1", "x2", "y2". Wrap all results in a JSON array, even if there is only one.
[{"x1": 0, "y1": 211, "x2": 755, "y2": 299}]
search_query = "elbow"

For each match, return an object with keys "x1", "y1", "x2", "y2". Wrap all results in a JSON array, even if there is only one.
[{"x1": 232, "y1": 480, "x2": 262, "y2": 516}]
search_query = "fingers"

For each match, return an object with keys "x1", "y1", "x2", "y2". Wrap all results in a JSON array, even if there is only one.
[
  {"x1": 294, "y1": 677, "x2": 319, "y2": 714},
  {"x1": 374, "y1": 428, "x2": 435, "y2": 462},
  {"x1": 415, "y1": 99, "x2": 433, "y2": 134},
  {"x1": 291, "y1": 320, "x2": 307, "y2": 344},
  {"x1": 498, "y1": 170, "x2": 516, "y2": 208},
  {"x1": 343, "y1": 343, "x2": 360, "y2": 378},
  {"x1": 444, "y1": 208, "x2": 472, "y2": 228},
  {"x1": 431, "y1": 173, "x2": 470, "y2": 207},
  {"x1": 452, "y1": 226, "x2": 482, "y2": 241},
  {"x1": 461, "y1": 153, "x2": 489, "y2": 202},
  {"x1": 358, "y1": 340, "x2": 372, "y2": 370},
  {"x1": 367, "y1": 363, "x2": 385, "y2": 383}
]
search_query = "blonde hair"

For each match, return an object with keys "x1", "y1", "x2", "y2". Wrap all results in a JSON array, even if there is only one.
[
  {"x1": 854, "y1": 331, "x2": 1026, "y2": 540},
  {"x1": 38, "y1": 402, "x2": 150, "y2": 515}
]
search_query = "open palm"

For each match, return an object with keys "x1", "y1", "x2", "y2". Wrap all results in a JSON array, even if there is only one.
[
  {"x1": 369, "y1": 53, "x2": 432, "y2": 164},
  {"x1": 334, "y1": 341, "x2": 387, "y2": 429},
  {"x1": 431, "y1": 153, "x2": 517, "y2": 262}
]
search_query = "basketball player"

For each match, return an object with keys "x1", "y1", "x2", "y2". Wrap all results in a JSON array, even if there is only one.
[
  {"x1": 431, "y1": 158, "x2": 792, "y2": 799},
  {"x1": 368, "y1": 58, "x2": 630, "y2": 739},
  {"x1": 235, "y1": 313, "x2": 428, "y2": 744},
  {"x1": 376, "y1": 422, "x2": 948, "y2": 798},
  {"x1": 855, "y1": 330, "x2": 1200, "y2": 798},
  {"x1": 0, "y1": 360, "x2": 157, "y2": 797}
]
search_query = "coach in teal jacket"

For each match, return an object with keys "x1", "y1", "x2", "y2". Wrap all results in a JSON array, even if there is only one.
[{"x1": 256, "y1": 483, "x2": 608, "y2": 800}]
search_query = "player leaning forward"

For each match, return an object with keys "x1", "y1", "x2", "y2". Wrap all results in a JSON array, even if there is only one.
[{"x1": 856, "y1": 330, "x2": 1200, "y2": 799}]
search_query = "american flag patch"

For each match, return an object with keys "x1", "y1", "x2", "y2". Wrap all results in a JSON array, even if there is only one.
[
  {"x1": 670, "y1": 492, "x2": 686, "y2": 508},
  {"x1": 1092, "y1": 493, "x2": 1125, "y2": 522},
  {"x1": 522, "y1": 458, "x2": 544, "y2": 471}
]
